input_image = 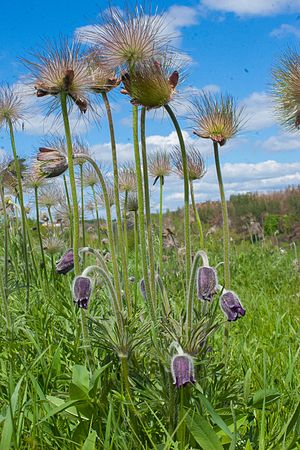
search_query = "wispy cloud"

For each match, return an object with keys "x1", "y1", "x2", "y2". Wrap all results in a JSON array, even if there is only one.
[
  {"x1": 240, "y1": 92, "x2": 275, "y2": 131},
  {"x1": 201, "y1": 0, "x2": 300, "y2": 17},
  {"x1": 260, "y1": 134, "x2": 300, "y2": 152},
  {"x1": 270, "y1": 24, "x2": 300, "y2": 38}
]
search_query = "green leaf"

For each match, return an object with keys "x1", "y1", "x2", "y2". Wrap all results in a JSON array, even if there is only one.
[
  {"x1": 185, "y1": 412, "x2": 224, "y2": 450},
  {"x1": 81, "y1": 430, "x2": 97, "y2": 450},
  {"x1": 72, "y1": 365, "x2": 90, "y2": 392},
  {"x1": 0, "y1": 377, "x2": 23, "y2": 450},
  {"x1": 197, "y1": 392, "x2": 233, "y2": 440},
  {"x1": 42, "y1": 396, "x2": 89, "y2": 421},
  {"x1": 252, "y1": 388, "x2": 281, "y2": 409}
]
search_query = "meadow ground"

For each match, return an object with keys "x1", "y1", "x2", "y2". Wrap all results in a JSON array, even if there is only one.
[{"x1": 0, "y1": 227, "x2": 299, "y2": 449}]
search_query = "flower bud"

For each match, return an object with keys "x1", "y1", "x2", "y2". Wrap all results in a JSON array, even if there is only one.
[
  {"x1": 73, "y1": 276, "x2": 92, "y2": 309},
  {"x1": 55, "y1": 249, "x2": 75, "y2": 274},
  {"x1": 37, "y1": 147, "x2": 68, "y2": 178},
  {"x1": 220, "y1": 290, "x2": 246, "y2": 321},
  {"x1": 171, "y1": 354, "x2": 196, "y2": 388},
  {"x1": 197, "y1": 266, "x2": 218, "y2": 301}
]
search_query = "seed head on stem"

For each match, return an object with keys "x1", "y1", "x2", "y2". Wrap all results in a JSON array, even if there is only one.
[
  {"x1": 190, "y1": 92, "x2": 245, "y2": 146},
  {"x1": 171, "y1": 145, "x2": 206, "y2": 181},
  {"x1": 271, "y1": 49, "x2": 300, "y2": 131}
]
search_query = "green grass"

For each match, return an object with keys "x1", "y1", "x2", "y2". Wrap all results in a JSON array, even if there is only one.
[{"x1": 0, "y1": 227, "x2": 299, "y2": 449}]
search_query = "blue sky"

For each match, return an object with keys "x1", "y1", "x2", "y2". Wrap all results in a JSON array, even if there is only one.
[{"x1": 1, "y1": 0, "x2": 300, "y2": 212}]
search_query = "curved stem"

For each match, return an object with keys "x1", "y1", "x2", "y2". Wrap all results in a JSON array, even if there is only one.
[
  {"x1": 82, "y1": 264, "x2": 122, "y2": 330},
  {"x1": 60, "y1": 92, "x2": 80, "y2": 275},
  {"x1": 132, "y1": 105, "x2": 154, "y2": 319},
  {"x1": 164, "y1": 104, "x2": 191, "y2": 289},
  {"x1": 140, "y1": 107, "x2": 156, "y2": 305},
  {"x1": 79, "y1": 246, "x2": 110, "y2": 276},
  {"x1": 8, "y1": 119, "x2": 30, "y2": 305},
  {"x1": 190, "y1": 181, "x2": 204, "y2": 250},
  {"x1": 75, "y1": 154, "x2": 123, "y2": 312},
  {"x1": 102, "y1": 92, "x2": 131, "y2": 317},
  {"x1": 91, "y1": 184, "x2": 102, "y2": 250},
  {"x1": 80, "y1": 164, "x2": 86, "y2": 248},
  {"x1": 159, "y1": 176, "x2": 163, "y2": 273},
  {"x1": 213, "y1": 142, "x2": 230, "y2": 289}
]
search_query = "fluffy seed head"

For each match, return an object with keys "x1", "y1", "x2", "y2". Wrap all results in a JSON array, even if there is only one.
[
  {"x1": 126, "y1": 192, "x2": 139, "y2": 212},
  {"x1": 148, "y1": 149, "x2": 172, "y2": 185},
  {"x1": 119, "y1": 163, "x2": 137, "y2": 192},
  {"x1": 39, "y1": 183, "x2": 64, "y2": 209},
  {"x1": 23, "y1": 39, "x2": 95, "y2": 113},
  {"x1": 85, "y1": 50, "x2": 120, "y2": 93},
  {"x1": 82, "y1": 165, "x2": 99, "y2": 188},
  {"x1": 272, "y1": 49, "x2": 300, "y2": 131},
  {"x1": 171, "y1": 145, "x2": 206, "y2": 181},
  {"x1": 78, "y1": 6, "x2": 169, "y2": 68},
  {"x1": 0, "y1": 85, "x2": 26, "y2": 128},
  {"x1": 190, "y1": 93, "x2": 245, "y2": 146},
  {"x1": 121, "y1": 58, "x2": 179, "y2": 109},
  {"x1": 43, "y1": 235, "x2": 64, "y2": 255}
]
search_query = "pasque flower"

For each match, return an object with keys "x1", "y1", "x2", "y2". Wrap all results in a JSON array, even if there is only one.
[
  {"x1": 121, "y1": 59, "x2": 179, "y2": 109},
  {"x1": 77, "y1": 6, "x2": 169, "y2": 68},
  {"x1": 73, "y1": 276, "x2": 92, "y2": 309},
  {"x1": 36, "y1": 146, "x2": 68, "y2": 178},
  {"x1": 272, "y1": 49, "x2": 300, "y2": 131},
  {"x1": 190, "y1": 92, "x2": 245, "y2": 146},
  {"x1": 197, "y1": 266, "x2": 218, "y2": 301},
  {"x1": 56, "y1": 249, "x2": 76, "y2": 274},
  {"x1": 220, "y1": 290, "x2": 246, "y2": 322},
  {"x1": 170, "y1": 343, "x2": 195, "y2": 388},
  {"x1": 23, "y1": 39, "x2": 95, "y2": 113}
]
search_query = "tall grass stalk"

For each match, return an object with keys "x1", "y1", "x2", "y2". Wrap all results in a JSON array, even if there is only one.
[
  {"x1": 63, "y1": 174, "x2": 73, "y2": 246},
  {"x1": 159, "y1": 175, "x2": 164, "y2": 273},
  {"x1": 34, "y1": 186, "x2": 47, "y2": 282}
]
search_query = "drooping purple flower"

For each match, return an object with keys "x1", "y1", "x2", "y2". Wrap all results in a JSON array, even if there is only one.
[
  {"x1": 56, "y1": 249, "x2": 75, "y2": 274},
  {"x1": 73, "y1": 276, "x2": 92, "y2": 309},
  {"x1": 197, "y1": 266, "x2": 218, "y2": 301},
  {"x1": 171, "y1": 354, "x2": 196, "y2": 388},
  {"x1": 220, "y1": 290, "x2": 246, "y2": 322}
]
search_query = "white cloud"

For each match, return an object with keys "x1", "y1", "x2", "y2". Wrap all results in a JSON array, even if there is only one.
[
  {"x1": 90, "y1": 130, "x2": 213, "y2": 164},
  {"x1": 270, "y1": 24, "x2": 300, "y2": 38},
  {"x1": 240, "y1": 92, "x2": 275, "y2": 131},
  {"x1": 163, "y1": 159, "x2": 300, "y2": 208},
  {"x1": 201, "y1": 0, "x2": 300, "y2": 16},
  {"x1": 260, "y1": 134, "x2": 300, "y2": 152}
]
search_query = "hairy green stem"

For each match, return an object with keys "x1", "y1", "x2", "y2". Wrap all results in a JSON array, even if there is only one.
[
  {"x1": 159, "y1": 176, "x2": 164, "y2": 273},
  {"x1": 75, "y1": 154, "x2": 123, "y2": 312},
  {"x1": 80, "y1": 164, "x2": 86, "y2": 248},
  {"x1": 132, "y1": 105, "x2": 154, "y2": 319},
  {"x1": 186, "y1": 251, "x2": 203, "y2": 338},
  {"x1": 190, "y1": 181, "x2": 204, "y2": 250},
  {"x1": 0, "y1": 186, "x2": 11, "y2": 328},
  {"x1": 60, "y1": 92, "x2": 80, "y2": 275},
  {"x1": 140, "y1": 107, "x2": 156, "y2": 304},
  {"x1": 63, "y1": 175, "x2": 73, "y2": 247},
  {"x1": 123, "y1": 190, "x2": 129, "y2": 256},
  {"x1": 102, "y1": 92, "x2": 131, "y2": 317},
  {"x1": 91, "y1": 185, "x2": 102, "y2": 249},
  {"x1": 213, "y1": 142, "x2": 230, "y2": 288},
  {"x1": 8, "y1": 119, "x2": 30, "y2": 305},
  {"x1": 134, "y1": 210, "x2": 139, "y2": 308},
  {"x1": 164, "y1": 104, "x2": 191, "y2": 289}
]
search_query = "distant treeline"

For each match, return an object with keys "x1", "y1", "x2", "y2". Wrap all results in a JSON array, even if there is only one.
[{"x1": 165, "y1": 186, "x2": 300, "y2": 242}]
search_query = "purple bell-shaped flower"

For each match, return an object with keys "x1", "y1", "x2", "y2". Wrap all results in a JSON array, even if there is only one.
[
  {"x1": 73, "y1": 276, "x2": 92, "y2": 309},
  {"x1": 220, "y1": 290, "x2": 246, "y2": 321},
  {"x1": 170, "y1": 343, "x2": 196, "y2": 388},
  {"x1": 196, "y1": 251, "x2": 218, "y2": 301},
  {"x1": 56, "y1": 249, "x2": 75, "y2": 274}
]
